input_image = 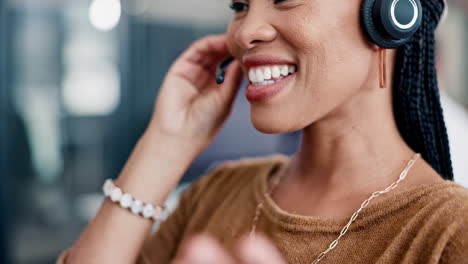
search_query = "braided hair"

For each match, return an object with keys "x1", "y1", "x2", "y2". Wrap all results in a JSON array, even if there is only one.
[{"x1": 392, "y1": 0, "x2": 454, "y2": 180}]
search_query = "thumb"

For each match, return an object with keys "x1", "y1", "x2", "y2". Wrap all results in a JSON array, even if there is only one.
[
  {"x1": 174, "y1": 233, "x2": 236, "y2": 264},
  {"x1": 217, "y1": 60, "x2": 243, "y2": 106},
  {"x1": 237, "y1": 233, "x2": 287, "y2": 264}
]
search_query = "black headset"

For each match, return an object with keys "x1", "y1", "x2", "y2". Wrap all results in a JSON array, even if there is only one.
[
  {"x1": 216, "y1": 0, "x2": 423, "y2": 84},
  {"x1": 361, "y1": 0, "x2": 422, "y2": 49}
]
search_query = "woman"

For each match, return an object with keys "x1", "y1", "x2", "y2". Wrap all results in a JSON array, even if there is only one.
[{"x1": 58, "y1": 0, "x2": 468, "y2": 263}]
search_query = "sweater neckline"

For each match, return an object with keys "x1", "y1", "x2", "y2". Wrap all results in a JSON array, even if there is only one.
[{"x1": 254, "y1": 154, "x2": 456, "y2": 233}]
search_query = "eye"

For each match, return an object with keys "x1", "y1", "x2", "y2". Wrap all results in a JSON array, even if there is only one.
[
  {"x1": 273, "y1": 0, "x2": 288, "y2": 3},
  {"x1": 229, "y1": 1, "x2": 249, "y2": 13}
]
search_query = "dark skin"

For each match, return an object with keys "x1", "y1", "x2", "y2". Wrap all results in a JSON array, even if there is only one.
[
  {"x1": 64, "y1": 0, "x2": 445, "y2": 262},
  {"x1": 170, "y1": 0, "x2": 444, "y2": 262},
  {"x1": 224, "y1": 0, "x2": 443, "y2": 218}
]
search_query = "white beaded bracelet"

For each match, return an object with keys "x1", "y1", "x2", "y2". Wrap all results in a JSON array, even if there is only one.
[{"x1": 102, "y1": 179, "x2": 167, "y2": 222}]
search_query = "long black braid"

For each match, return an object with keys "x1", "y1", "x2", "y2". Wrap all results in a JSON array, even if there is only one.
[{"x1": 393, "y1": 0, "x2": 454, "y2": 180}]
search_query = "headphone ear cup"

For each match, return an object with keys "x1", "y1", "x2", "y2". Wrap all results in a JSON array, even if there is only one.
[{"x1": 361, "y1": 0, "x2": 422, "y2": 49}]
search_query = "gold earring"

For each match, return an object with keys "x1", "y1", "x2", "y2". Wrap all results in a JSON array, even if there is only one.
[{"x1": 379, "y1": 47, "x2": 387, "y2": 89}]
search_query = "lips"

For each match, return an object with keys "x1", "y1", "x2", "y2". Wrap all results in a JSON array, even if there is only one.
[
  {"x1": 241, "y1": 55, "x2": 298, "y2": 102},
  {"x1": 242, "y1": 56, "x2": 298, "y2": 85},
  {"x1": 245, "y1": 73, "x2": 295, "y2": 102},
  {"x1": 242, "y1": 56, "x2": 297, "y2": 68}
]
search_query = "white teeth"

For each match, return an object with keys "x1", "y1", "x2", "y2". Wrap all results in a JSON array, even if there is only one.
[
  {"x1": 253, "y1": 80, "x2": 276, "y2": 86},
  {"x1": 280, "y1": 66, "x2": 289, "y2": 76},
  {"x1": 249, "y1": 69, "x2": 257, "y2": 83},
  {"x1": 272, "y1": 66, "x2": 280, "y2": 78},
  {"x1": 255, "y1": 68, "x2": 264, "y2": 83},
  {"x1": 247, "y1": 64, "x2": 297, "y2": 84},
  {"x1": 264, "y1": 67, "x2": 272, "y2": 80}
]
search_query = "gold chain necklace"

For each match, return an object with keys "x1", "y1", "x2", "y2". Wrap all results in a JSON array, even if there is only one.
[{"x1": 249, "y1": 153, "x2": 421, "y2": 264}]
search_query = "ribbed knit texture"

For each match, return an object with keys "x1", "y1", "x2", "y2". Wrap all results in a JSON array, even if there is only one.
[{"x1": 57, "y1": 154, "x2": 468, "y2": 264}]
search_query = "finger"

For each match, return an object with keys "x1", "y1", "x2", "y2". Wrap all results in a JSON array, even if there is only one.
[
  {"x1": 177, "y1": 233, "x2": 237, "y2": 264},
  {"x1": 217, "y1": 60, "x2": 243, "y2": 105},
  {"x1": 236, "y1": 233, "x2": 287, "y2": 264},
  {"x1": 185, "y1": 35, "x2": 230, "y2": 60},
  {"x1": 169, "y1": 59, "x2": 215, "y2": 89},
  {"x1": 168, "y1": 35, "x2": 233, "y2": 87},
  {"x1": 180, "y1": 35, "x2": 231, "y2": 69},
  {"x1": 170, "y1": 258, "x2": 186, "y2": 264}
]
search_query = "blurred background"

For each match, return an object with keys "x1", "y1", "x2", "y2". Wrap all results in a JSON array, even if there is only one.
[{"x1": 0, "y1": 0, "x2": 466, "y2": 263}]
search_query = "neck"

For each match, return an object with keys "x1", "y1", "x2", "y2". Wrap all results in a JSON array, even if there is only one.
[{"x1": 285, "y1": 67, "x2": 418, "y2": 200}]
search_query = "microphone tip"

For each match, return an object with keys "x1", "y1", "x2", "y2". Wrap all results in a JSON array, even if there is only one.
[{"x1": 216, "y1": 75, "x2": 225, "y2": 84}]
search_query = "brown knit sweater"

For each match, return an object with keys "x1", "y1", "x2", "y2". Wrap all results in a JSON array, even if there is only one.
[{"x1": 57, "y1": 154, "x2": 468, "y2": 264}]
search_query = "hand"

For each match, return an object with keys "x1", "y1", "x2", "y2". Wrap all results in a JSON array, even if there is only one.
[
  {"x1": 171, "y1": 233, "x2": 287, "y2": 264},
  {"x1": 148, "y1": 34, "x2": 243, "y2": 153}
]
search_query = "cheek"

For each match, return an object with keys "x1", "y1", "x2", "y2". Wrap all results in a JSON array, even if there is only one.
[
  {"x1": 278, "y1": 15, "x2": 374, "y2": 123},
  {"x1": 318, "y1": 1, "x2": 374, "y2": 85},
  {"x1": 302, "y1": 40, "x2": 373, "y2": 119},
  {"x1": 226, "y1": 21, "x2": 240, "y2": 58},
  {"x1": 284, "y1": 0, "x2": 373, "y2": 81}
]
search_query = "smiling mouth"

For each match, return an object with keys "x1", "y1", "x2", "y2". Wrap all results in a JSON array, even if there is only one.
[{"x1": 247, "y1": 64, "x2": 297, "y2": 86}]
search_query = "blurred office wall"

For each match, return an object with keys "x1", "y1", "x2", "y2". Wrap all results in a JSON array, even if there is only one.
[
  {"x1": 1, "y1": 1, "x2": 12, "y2": 263},
  {"x1": 0, "y1": 1, "x2": 300, "y2": 263},
  {"x1": 436, "y1": 1, "x2": 468, "y2": 186},
  {"x1": 0, "y1": 1, "x2": 466, "y2": 263}
]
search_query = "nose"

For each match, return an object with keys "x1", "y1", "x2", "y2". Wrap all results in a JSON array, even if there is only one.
[{"x1": 234, "y1": 12, "x2": 277, "y2": 50}]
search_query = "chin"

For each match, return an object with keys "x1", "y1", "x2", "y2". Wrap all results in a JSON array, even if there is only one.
[{"x1": 250, "y1": 109, "x2": 305, "y2": 134}]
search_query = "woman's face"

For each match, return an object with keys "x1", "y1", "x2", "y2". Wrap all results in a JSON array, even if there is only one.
[{"x1": 226, "y1": 0, "x2": 379, "y2": 133}]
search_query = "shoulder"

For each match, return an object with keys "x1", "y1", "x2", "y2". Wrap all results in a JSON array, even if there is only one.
[
  {"x1": 411, "y1": 159, "x2": 468, "y2": 215},
  {"x1": 430, "y1": 181, "x2": 468, "y2": 208},
  {"x1": 193, "y1": 154, "x2": 289, "y2": 190},
  {"x1": 419, "y1": 181, "x2": 468, "y2": 218},
  {"x1": 195, "y1": 153, "x2": 289, "y2": 186},
  {"x1": 178, "y1": 153, "x2": 290, "y2": 209},
  {"x1": 423, "y1": 182, "x2": 468, "y2": 262}
]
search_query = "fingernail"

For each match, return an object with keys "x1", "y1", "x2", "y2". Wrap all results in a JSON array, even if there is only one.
[
  {"x1": 184, "y1": 236, "x2": 218, "y2": 264},
  {"x1": 238, "y1": 234, "x2": 285, "y2": 264}
]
